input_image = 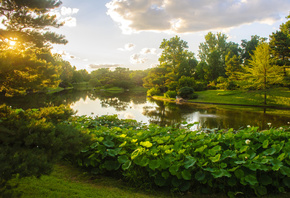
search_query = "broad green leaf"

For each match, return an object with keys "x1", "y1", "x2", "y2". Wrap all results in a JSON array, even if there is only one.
[
  {"x1": 184, "y1": 156, "x2": 197, "y2": 169},
  {"x1": 271, "y1": 159, "x2": 283, "y2": 171},
  {"x1": 195, "y1": 145, "x2": 207, "y2": 153},
  {"x1": 222, "y1": 150, "x2": 237, "y2": 159},
  {"x1": 246, "y1": 163, "x2": 261, "y2": 171},
  {"x1": 139, "y1": 156, "x2": 149, "y2": 167},
  {"x1": 122, "y1": 161, "x2": 131, "y2": 170},
  {"x1": 161, "y1": 171, "x2": 170, "y2": 179},
  {"x1": 259, "y1": 174, "x2": 272, "y2": 186},
  {"x1": 140, "y1": 141, "x2": 153, "y2": 148},
  {"x1": 118, "y1": 155, "x2": 129, "y2": 164},
  {"x1": 107, "y1": 148, "x2": 122, "y2": 157},
  {"x1": 103, "y1": 139, "x2": 115, "y2": 147},
  {"x1": 181, "y1": 169, "x2": 192, "y2": 180},
  {"x1": 235, "y1": 160, "x2": 246, "y2": 165},
  {"x1": 90, "y1": 142, "x2": 99, "y2": 149},
  {"x1": 263, "y1": 140, "x2": 269, "y2": 148},
  {"x1": 210, "y1": 154, "x2": 221, "y2": 163},
  {"x1": 149, "y1": 160, "x2": 161, "y2": 170},
  {"x1": 171, "y1": 177, "x2": 182, "y2": 187},
  {"x1": 234, "y1": 169, "x2": 244, "y2": 179},
  {"x1": 263, "y1": 147, "x2": 276, "y2": 156},
  {"x1": 255, "y1": 186, "x2": 267, "y2": 196},
  {"x1": 195, "y1": 171, "x2": 205, "y2": 181},
  {"x1": 119, "y1": 141, "x2": 127, "y2": 147},
  {"x1": 211, "y1": 169, "x2": 231, "y2": 178},
  {"x1": 245, "y1": 174, "x2": 258, "y2": 185},
  {"x1": 169, "y1": 164, "x2": 179, "y2": 176},
  {"x1": 280, "y1": 166, "x2": 290, "y2": 177},
  {"x1": 180, "y1": 181, "x2": 191, "y2": 192}
]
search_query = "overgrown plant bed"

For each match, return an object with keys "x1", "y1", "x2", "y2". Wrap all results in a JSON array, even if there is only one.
[{"x1": 70, "y1": 115, "x2": 290, "y2": 197}]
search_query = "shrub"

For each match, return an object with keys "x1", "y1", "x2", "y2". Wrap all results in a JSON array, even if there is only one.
[
  {"x1": 147, "y1": 87, "x2": 161, "y2": 96},
  {"x1": 193, "y1": 81, "x2": 207, "y2": 91},
  {"x1": 0, "y1": 105, "x2": 91, "y2": 195},
  {"x1": 178, "y1": 86, "x2": 194, "y2": 99},
  {"x1": 89, "y1": 78, "x2": 101, "y2": 87},
  {"x1": 164, "y1": 91, "x2": 177, "y2": 99}
]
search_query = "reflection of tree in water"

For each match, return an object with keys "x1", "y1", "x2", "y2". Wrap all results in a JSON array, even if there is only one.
[
  {"x1": 0, "y1": 90, "x2": 89, "y2": 109},
  {"x1": 88, "y1": 90, "x2": 147, "y2": 112},
  {"x1": 143, "y1": 100, "x2": 289, "y2": 130},
  {"x1": 143, "y1": 100, "x2": 191, "y2": 126}
]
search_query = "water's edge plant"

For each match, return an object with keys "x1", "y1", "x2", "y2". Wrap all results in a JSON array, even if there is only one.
[{"x1": 70, "y1": 115, "x2": 290, "y2": 197}]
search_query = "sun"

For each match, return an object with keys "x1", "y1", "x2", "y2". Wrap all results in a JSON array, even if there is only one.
[{"x1": 9, "y1": 40, "x2": 16, "y2": 46}]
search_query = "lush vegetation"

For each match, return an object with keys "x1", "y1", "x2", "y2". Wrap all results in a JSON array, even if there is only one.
[
  {"x1": 67, "y1": 115, "x2": 290, "y2": 197},
  {"x1": 0, "y1": 105, "x2": 91, "y2": 196}
]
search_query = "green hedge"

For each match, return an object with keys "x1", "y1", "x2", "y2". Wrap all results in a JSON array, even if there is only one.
[{"x1": 71, "y1": 116, "x2": 290, "y2": 197}]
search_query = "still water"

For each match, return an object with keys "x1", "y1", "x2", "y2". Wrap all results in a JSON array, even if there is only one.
[{"x1": 1, "y1": 90, "x2": 289, "y2": 130}]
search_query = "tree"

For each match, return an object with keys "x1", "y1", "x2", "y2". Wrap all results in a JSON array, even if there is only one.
[
  {"x1": 240, "y1": 43, "x2": 283, "y2": 104},
  {"x1": 241, "y1": 35, "x2": 266, "y2": 65},
  {"x1": 144, "y1": 36, "x2": 198, "y2": 93},
  {"x1": 0, "y1": 0, "x2": 67, "y2": 48},
  {"x1": 269, "y1": 13, "x2": 290, "y2": 76},
  {"x1": 0, "y1": 0, "x2": 67, "y2": 96},
  {"x1": 198, "y1": 32, "x2": 234, "y2": 83}
]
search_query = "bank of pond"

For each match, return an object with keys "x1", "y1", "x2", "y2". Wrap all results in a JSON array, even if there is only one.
[{"x1": 0, "y1": 105, "x2": 290, "y2": 197}]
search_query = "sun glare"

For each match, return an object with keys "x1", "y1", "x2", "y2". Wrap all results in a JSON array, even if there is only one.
[{"x1": 9, "y1": 40, "x2": 16, "y2": 46}]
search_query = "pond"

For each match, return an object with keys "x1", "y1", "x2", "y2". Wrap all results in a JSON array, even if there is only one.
[{"x1": 1, "y1": 90, "x2": 289, "y2": 130}]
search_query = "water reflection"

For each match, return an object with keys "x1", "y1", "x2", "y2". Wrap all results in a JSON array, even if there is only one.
[{"x1": 1, "y1": 90, "x2": 289, "y2": 130}]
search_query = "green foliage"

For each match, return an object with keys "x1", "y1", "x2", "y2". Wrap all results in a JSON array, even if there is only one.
[
  {"x1": 164, "y1": 91, "x2": 177, "y2": 99},
  {"x1": 177, "y1": 86, "x2": 195, "y2": 99},
  {"x1": 147, "y1": 87, "x2": 161, "y2": 97},
  {"x1": 72, "y1": 115, "x2": 290, "y2": 197},
  {"x1": 0, "y1": 105, "x2": 91, "y2": 195}
]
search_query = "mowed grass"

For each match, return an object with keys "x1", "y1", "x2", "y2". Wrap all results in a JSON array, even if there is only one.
[
  {"x1": 192, "y1": 88, "x2": 290, "y2": 108},
  {"x1": 8, "y1": 162, "x2": 290, "y2": 198},
  {"x1": 9, "y1": 163, "x2": 172, "y2": 198}
]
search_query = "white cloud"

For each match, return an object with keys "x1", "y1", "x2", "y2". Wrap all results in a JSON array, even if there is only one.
[
  {"x1": 118, "y1": 43, "x2": 136, "y2": 51},
  {"x1": 61, "y1": 7, "x2": 79, "y2": 16},
  {"x1": 140, "y1": 48, "x2": 157, "y2": 54},
  {"x1": 89, "y1": 63, "x2": 122, "y2": 69},
  {"x1": 130, "y1": 54, "x2": 147, "y2": 64},
  {"x1": 106, "y1": 0, "x2": 290, "y2": 34},
  {"x1": 49, "y1": 6, "x2": 79, "y2": 27}
]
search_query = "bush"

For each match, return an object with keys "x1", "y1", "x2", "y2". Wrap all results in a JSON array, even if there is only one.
[
  {"x1": 178, "y1": 86, "x2": 194, "y2": 99},
  {"x1": 59, "y1": 81, "x2": 72, "y2": 88},
  {"x1": 147, "y1": 87, "x2": 161, "y2": 96},
  {"x1": 0, "y1": 105, "x2": 91, "y2": 195},
  {"x1": 89, "y1": 78, "x2": 101, "y2": 87},
  {"x1": 73, "y1": 116, "x2": 290, "y2": 197},
  {"x1": 193, "y1": 81, "x2": 207, "y2": 91},
  {"x1": 164, "y1": 91, "x2": 177, "y2": 99}
]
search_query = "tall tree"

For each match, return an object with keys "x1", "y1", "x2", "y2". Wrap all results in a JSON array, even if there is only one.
[
  {"x1": 198, "y1": 32, "x2": 233, "y2": 83},
  {"x1": 0, "y1": 0, "x2": 67, "y2": 96},
  {"x1": 240, "y1": 43, "x2": 283, "y2": 104},
  {"x1": 144, "y1": 36, "x2": 197, "y2": 93},
  {"x1": 269, "y1": 13, "x2": 290, "y2": 76}
]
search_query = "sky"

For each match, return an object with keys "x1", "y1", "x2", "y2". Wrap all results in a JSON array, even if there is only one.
[{"x1": 50, "y1": 0, "x2": 290, "y2": 72}]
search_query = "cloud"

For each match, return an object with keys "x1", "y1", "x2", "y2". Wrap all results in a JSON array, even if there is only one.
[
  {"x1": 89, "y1": 63, "x2": 123, "y2": 69},
  {"x1": 130, "y1": 54, "x2": 146, "y2": 64},
  {"x1": 49, "y1": 6, "x2": 79, "y2": 27},
  {"x1": 51, "y1": 49, "x2": 80, "y2": 60},
  {"x1": 106, "y1": 0, "x2": 290, "y2": 34},
  {"x1": 61, "y1": 7, "x2": 79, "y2": 16},
  {"x1": 140, "y1": 48, "x2": 157, "y2": 54},
  {"x1": 118, "y1": 43, "x2": 136, "y2": 51}
]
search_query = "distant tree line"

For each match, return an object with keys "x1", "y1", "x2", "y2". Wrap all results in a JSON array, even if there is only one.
[{"x1": 144, "y1": 13, "x2": 290, "y2": 102}]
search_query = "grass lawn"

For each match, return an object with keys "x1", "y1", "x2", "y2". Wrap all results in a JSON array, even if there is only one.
[
  {"x1": 8, "y1": 163, "x2": 290, "y2": 198},
  {"x1": 192, "y1": 88, "x2": 290, "y2": 108}
]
